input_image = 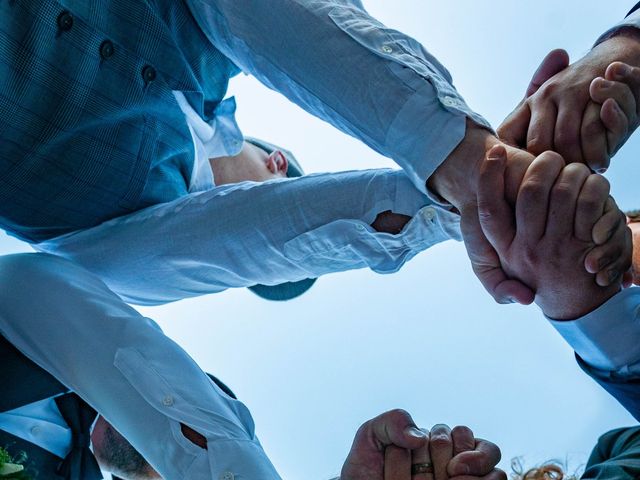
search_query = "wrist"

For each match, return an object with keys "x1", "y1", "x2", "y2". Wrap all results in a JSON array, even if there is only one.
[
  {"x1": 427, "y1": 119, "x2": 498, "y2": 209},
  {"x1": 598, "y1": 29, "x2": 640, "y2": 68},
  {"x1": 540, "y1": 284, "x2": 621, "y2": 321}
]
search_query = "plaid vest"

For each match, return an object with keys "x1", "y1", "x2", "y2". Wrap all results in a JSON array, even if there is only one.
[{"x1": 0, "y1": 0, "x2": 239, "y2": 242}]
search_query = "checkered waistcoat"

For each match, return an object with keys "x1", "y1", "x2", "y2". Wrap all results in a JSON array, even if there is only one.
[{"x1": 0, "y1": 0, "x2": 239, "y2": 243}]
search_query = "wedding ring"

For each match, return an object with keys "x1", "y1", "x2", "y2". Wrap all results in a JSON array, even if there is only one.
[{"x1": 411, "y1": 462, "x2": 433, "y2": 474}]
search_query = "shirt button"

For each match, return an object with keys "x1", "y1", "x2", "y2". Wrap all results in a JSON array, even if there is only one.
[
  {"x1": 219, "y1": 472, "x2": 234, "y2": 480},
  {"x1": 142, "y1": 65, "x2": 157, "y2": 84},
  {"x1": 30, "y1": 426, "x2": 41, "y2": 435},
  {"x1": 442, "y1": 96, "x2": 459, "y2": 107},
  {"x1": 356, "y1": 224, "x2": 365, "y2": 231},
  {"x1": 57, "y1": 11, "x2": 74, "y2": 32},
  {"x1": 162, "y1": 395, "x2": 174, "y2": 406},
  {"x1": 100, "y1": 40, "x2": 115, "y2": 59},
  {"x1": 422, "y1": 207, "x2": 436, "y2": 222},
  {"x1": 381, "y1": 44, "x2": 394, "y2": 54}
]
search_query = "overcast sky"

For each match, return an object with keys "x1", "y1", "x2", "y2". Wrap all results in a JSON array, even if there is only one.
[{"x1": 3, "y1": 1, "x2": 640, "y2": 478}]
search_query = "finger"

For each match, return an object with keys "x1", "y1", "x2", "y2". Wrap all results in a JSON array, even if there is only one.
[
  {"x1": 498, "y1": 102, "x2": 531, "y2": 148},
  {"x1": 581, "y1": 102, "x2": 610, "y2": 172},
  {"x1": 429, "y1": 424, "x2": 453, "y2": 480},
  {"x1": 461, "y1": 205, "x2": 534, "y2": 305},
  {"x1": 591, "y1": 197, "x2": 624, "y2": 246},
  {"x1": 606, "y1": 61, "x2": 640, "y2": 116},
  {"x1": 385, "y1": 445, "x2": 412, "y2": 480},
  {"x1": 477, "y1": 145, "x2": 515, "y2": 253},
  {"x1": 590, "y1": 77, "x2": 635, "y2": 156},
  {"x1": 590, "y1": 77, "x2": 636, "y2": 119},
  {"x1": 448, "y1": 439, "x2": 502, "y2": 477},
  {"x1": 546, "y1": 163, "x2": 591, "y2": 239},
  {"x1": 526, "y1": 49, "x2": 570, "y2": 97},
  {"x1": 451, "y1": 426, "x2": 475, "y2": 456},
  {"x1": 370, "y1": 410, "x2": 429, "y2": 451},
  {"x1": 592, "y1": 222, "x2": 633, "y2": 287},
  {"x1": 527, "y1": 100, "x2": 557, "y2": 155},
  {"x1": 554, "y1": 104, "x2": 584, "y2": 164},
  {"x1": 601, "y1": 98, "x2": 630, "y2": 157},
  {"x1": 575, "y1": 175, "x2": 610, "y2": 243},
  {"x1": 411, "y1": 429, "x2": 434, "y2": 480},
  {"x1": 449, "y1": 469, "x2": 507, "y2": 480},
  {"x1": 515, "y1": 151, "x2": 565, "y2": 242}
]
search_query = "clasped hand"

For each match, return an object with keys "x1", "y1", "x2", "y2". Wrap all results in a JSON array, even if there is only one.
[{"x1": 340, "y1": 409, "x2": 504, "y2": 480}]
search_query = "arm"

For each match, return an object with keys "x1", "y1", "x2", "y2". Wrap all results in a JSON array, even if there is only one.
[
  {"x1": 184, "y1": 0, "x2": 545, "y2": 304},
  {"x1": 36, "y1": 169, "x2": 462, "y2": 306},
  {"x1": 0, "y1": 253, "x2": 282, "y2": 480},
  {"x1": 582, "y1": 426, "x2": 640, "y2": 478}
]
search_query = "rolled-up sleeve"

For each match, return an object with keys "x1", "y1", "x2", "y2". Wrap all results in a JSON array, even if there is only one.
[{"x1": 185, "y1": 0, "x2": 492, "y2": 193}]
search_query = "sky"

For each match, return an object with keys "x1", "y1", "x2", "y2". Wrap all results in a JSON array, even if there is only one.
[{"x1": 3, "y1": 1, "x2": 640, "y2": 478}]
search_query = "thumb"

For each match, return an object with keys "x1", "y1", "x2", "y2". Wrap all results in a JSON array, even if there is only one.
[
  {"x1": 526, "y1": 49, "x2": 569, "y2": 97},
  {"x1": 370, "y1": 410, "x2": 428, "y2": 450},
  {"x1": 498, "y1": 49, "x2": 569, "y2": 147}
]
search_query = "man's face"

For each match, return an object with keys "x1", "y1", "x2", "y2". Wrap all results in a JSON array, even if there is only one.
[
  {"x1": 91, "y1": 416, "x2": 161, "y2": 480},
  {"x1": 210, "y1": 142, "x2": 289, "y2": 186}
]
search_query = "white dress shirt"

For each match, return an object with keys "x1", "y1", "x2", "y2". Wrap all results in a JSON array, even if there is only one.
[
  {"x1": 0, "y1": 396, "x2": 73, "y2": 459},
  {"x1": 0, "y1": 253, "x2": 281, "y2": 479}
]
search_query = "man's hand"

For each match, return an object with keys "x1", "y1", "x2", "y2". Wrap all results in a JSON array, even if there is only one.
[
  {"x1": 427, "y1": 423, "x2": 505, "y2": 480},
  {"x1": 428, "y1": 121, "x2": 537, "y2": 305},
  {"x1": 340, "y1": 410, "x2": 505, "y2": 480},
  {"x1": 477, "y1": 146, "x2": 631, "y2": 320},
  {"x1": 498, "y1": 30, "x2": 640, "y2": 171}
]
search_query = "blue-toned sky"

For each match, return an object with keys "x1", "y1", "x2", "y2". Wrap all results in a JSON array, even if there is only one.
[{"x1": 3, "y1": 1, "x2": 640, "y2": 478}]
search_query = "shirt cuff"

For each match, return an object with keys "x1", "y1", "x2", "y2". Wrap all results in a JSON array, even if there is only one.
[
  {"x1": 385, "y1": 62, "x2": 493, "y2": 200},
  {"x1": 594, "y1": 9, "x2": 640, "y2": 46},
  {"x1": 548, "y1": 287, "x2": 640, "y2": 371},
  {"x1": 206, "y1": 438, "x2": 281, "y2": 480}
]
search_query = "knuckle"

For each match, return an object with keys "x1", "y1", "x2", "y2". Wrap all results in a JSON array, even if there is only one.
[
  {"x1": 429, "y1": 434, "x2": 452, "y2": 449},
  {"x1": 451, "y1": 425, "x2": 473, "y2": 437},
  {"x1": 526, "y1": 136, "x2": 547, "y2": 154},
  {"x1": 583, "y1": 118, "x2": 604, "y2": 137}
]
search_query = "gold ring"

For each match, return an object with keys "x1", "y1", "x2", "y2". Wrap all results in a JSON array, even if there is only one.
[{"x1": 411, "y1": 462, "x2": 433, "y2": 474}]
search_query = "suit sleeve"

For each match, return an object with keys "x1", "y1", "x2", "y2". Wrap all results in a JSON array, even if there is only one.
[
  {"x1": 582, "y1": 426, "x2": 640, "y2": 479},
  {"x1": 548, "y1": 288, "x2": 640, "y2": 421}
]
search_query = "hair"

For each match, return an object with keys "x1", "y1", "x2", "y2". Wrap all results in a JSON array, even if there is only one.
[
  {"x1": 510, "y1": 457, "x2": 582, "y2": 480},
  {"x1": 99, "y1": 424, "x2": 159, "y2": 480}
]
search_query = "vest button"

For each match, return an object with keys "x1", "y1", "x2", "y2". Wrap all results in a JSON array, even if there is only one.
[
  {"x1": 57, "y1": 11, "x2": 74, "y2": 32},
  {"x1": 142, "y1": 65, "x2": 157, "y2": 84},
  {"x1": 100, "y1": 40, "x2": 115, "y2": 59}
]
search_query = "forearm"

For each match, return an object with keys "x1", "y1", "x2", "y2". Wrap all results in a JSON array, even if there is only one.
[
  {"x1": 0, "y1": 254, "x2": 280, "y2": 479},
  {"x1": 37, "y1": 169, "x2": 461, "y2": 306},
  {"x1": 185, "y1": 0, "x2": 491, "y2": 193}
]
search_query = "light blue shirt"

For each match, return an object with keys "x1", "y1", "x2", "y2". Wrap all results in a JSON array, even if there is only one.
[
  {"x1": 0, "y1": 397, "x2": 72, "y2": 459},
  {"x1": 0, "y1": 253, "x2": 281, "y2": 479},
  {"x1": 183, "y1": 0, "x2": 492, "y2": 196},
  {"x1": 35, "y1": 169, "x2": 462, "y2": 306}
]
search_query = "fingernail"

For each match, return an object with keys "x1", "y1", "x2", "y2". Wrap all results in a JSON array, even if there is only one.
[
  {"x1": 405, "y1": 426, "x2": 428, "y2": 439},
  {"x1": 598, "y1": 78, "x2": 613, "y2": 88},
  {"x1": 596, "y1": 168, "x2": 608, "y2": 174}
]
